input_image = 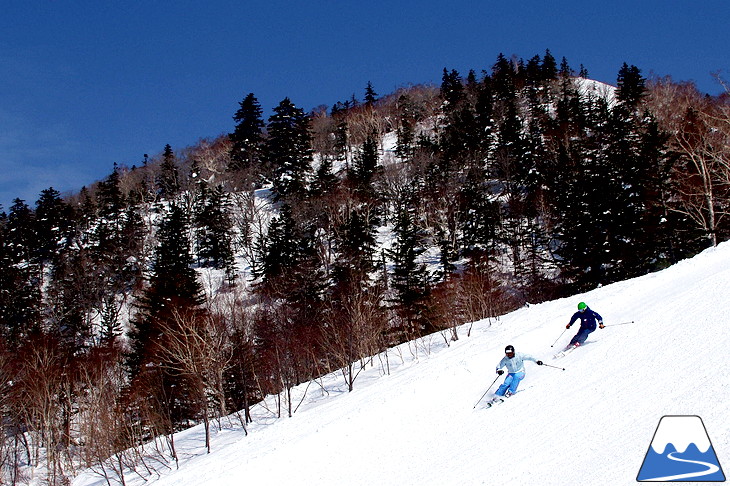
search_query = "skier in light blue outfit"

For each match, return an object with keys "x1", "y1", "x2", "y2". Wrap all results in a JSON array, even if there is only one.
[{"x1": 494, "y1": 345, "x2": 543, "y2": 397}]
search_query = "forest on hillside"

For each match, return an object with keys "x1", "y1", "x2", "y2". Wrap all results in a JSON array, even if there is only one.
[{"x1": 1, "y1": 50, "x2": 729, "y2": 484}]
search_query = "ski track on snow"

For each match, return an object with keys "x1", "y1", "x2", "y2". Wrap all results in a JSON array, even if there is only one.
[{"x1": 643, "y1": 452, "x2": 720, "y2": 481}]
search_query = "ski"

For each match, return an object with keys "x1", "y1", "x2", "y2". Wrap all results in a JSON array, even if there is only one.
[
  {"x1": 553, "y1": 344, "x2": 578, "y2": 359},
  {"x1": 484, "y1": 397, "x2": 504, "y2": 408}
]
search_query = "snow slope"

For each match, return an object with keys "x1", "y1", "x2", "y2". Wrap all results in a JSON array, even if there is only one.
[{"x1": 74, "y1": 242, "x2": 730, "y2": 486}]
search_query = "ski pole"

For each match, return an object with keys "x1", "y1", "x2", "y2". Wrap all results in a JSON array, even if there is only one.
[
  {"x1": 604, "y1": 320, "x2": 635, "y2": 327},
  {"x1": 550, "y1": 328, "x2": 567, "y2": 347},
  {"x1": 473, "y1": 375, "x2": 501, "y2": 409},
  {"x1": 541, "y1": 363, "x2": 565, "y2": 371}
]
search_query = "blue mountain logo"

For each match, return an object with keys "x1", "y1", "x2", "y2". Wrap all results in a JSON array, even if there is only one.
[{"x1": 637, "y1": 415, "x2": 725, "y2": 482}]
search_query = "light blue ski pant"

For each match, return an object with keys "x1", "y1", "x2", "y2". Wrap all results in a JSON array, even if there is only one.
[{"x1": 496, "y1": 371, "x2": 525, "y2": 396}]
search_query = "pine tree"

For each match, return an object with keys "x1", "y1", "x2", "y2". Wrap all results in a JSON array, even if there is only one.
[
  {"x1": 388, "y1": 199, "x2": 431, "y2": 336},
  {"x1": 97, "y1": 164, "x2": 125, "y2": 218},
  {"x1": 395, "y1": 94, "x2": 417, "y2": 160},
  {"x1": 157, "y1": 144, "x2": 180, "y2": 199},
  {"x1": 474, "y1": 76, "x2": 496, "y2": 153},
  {"x1": 310, "y1": 155, "x2": 339, "y2": 198},
  {"x1": 600, "y1": 65, "x2": 673, "y2": 280},
  {"x1": 117, "y1": 204, "x2": 146, "y2": 285},
  {"x1": 260, "y1": 204, "x2": 300, "y2": 293},
  {"x1": 128, "y1": 203, "x2": 204, "y2": 377},
  {"x1": 1, "y1": 199, "x2": 42, "y2": 345},
  {"x1": 348, "y1": 132, "x2": 379, "y2": 199},
  {"x1": 76, "y1": 186, "x2": 97, "y2": 231},
  {"x1": 94, "y1": 166, "x2": 128, "y2": 270},
  {"x1": 333, "y1": 206, "x2": 379, "y2": 286},
  {"x1": 545, "y1": 91, "x2": 612, "y2": 290},
  {"x1": 364, "y1": 81, "x2": 378, "y2": 106},
  {"x1": 541, "y1": 49, "x2": 558, "y2": 82},
  {"x1": 440, "y1": 68, "x2": 464, "y2": 109},
  {"x1": 333, "y1": 116, "x2": 350, "y2": 164},
  {"x1": 266, "y1": 98, "x2": 314, "y2": 202},
  {"x1": 559, "y1": 57, "x2": 573, "y2": 78},
  {"x1": 194, "y1": 184, "x2": 236, "y2": 281},
  {"x1": 616, "y1": 63, "x2": 646, "y2": 108},
  {"x1": 460, "y1": 164, "x2": 500, "y2": 260},
  {"x1": 258, "y1": 202, "x2": 328, "y2": 350},
  {"x1": 492, "y1": 54, "x2": 517, "y2": 101},
  {"x1": 228, "y1": 92, "x2": 265, "y2": 174},
  {"x1": 525, "y1": 55, "x2": 542, "y2": 86},
  {"x1": 34, "y1": 187, "x2": 72, "y2": 264}
]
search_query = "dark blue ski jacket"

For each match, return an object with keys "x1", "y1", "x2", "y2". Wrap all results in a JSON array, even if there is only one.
[{"x1": 568, "y1": 307, "x2": 603, "y2": 332}]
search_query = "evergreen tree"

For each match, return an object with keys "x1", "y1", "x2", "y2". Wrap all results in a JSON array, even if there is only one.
[
  {"x1": 524, "y1": 55, "x2": 542, "y2": 86},
  {"x1": 541, "y1": 49, "x2": 558, "y2": 82},
  {"x1": 5, "y1": 198, "x2": 36, "y2": 264},
  {"x1": 127, "y1": 203, "x2": 205, "y2": 426},
  {"x1": 34, "y1": 187, "x2": 72, "y2": 264},
  {"x1": 194, "y1": 184, "x2": 236, "y2": 282},
  {"x1": 388, "y1": 199, "x2": 432, "y2": 335},
  {"x1": 228, "y1": 92, "x2": 265, "y2": 174},
  {"x1": 76, "y1": 186, "x2": 97, "y2": 231},
  {"x1": 559, "y1": 56, "x2": 573, "y2": 78},
  {"x1": 97, "y1": 164, "x2": 125, "y2": 218},
  {"x1": 157, "y1": 144, "x2": 180, "y2": 199},
  {"x1": 266, "y1": 98, "x2": 314, "y2": 202},
  {"x1": 333, "y1": 132, "x2": 382, "y2": 296},
  {"x1": 46, "y1": 245, "x2": 95, "y2": 350},
  {"x1": 95, "y1": 166, "x2": 128, "y2": 269},
  {"x1": 332, "y1": 206, "x2": 379, "y2": 287},
  {"x1": 259, "y1": 203, "x2": 327, "y2": 326},
  {"x1": 636, "y1": 115, "x2": 678, "y2": 266},
  {"x1": 333, "y1": 116, "x2": 350, "y2": 163},
  {"x1": 395, "y1": 94, "x2": 417, "y2": 160},
  {"x1": 474, "y1": 75, "x2": 496, "y2": 153},
  {"x1": 348, "y1": 132, "x2": 379, "y2": 199},
  {"x1": 310, "y1": 155, "x2": 339, "y2": 198},
  {"x1": 260, "y1": 204, "x2": 300, "y2": 292},
  {"x1": 492, "y1": 54, "x2": 517, "y2": 101},
  {"x1": 0, "y1": 199, "x2": 42, "y2": 345},
  {"x1": 460, "y1": 163, "x2": 500, "y2": 260},
  {"x1": 117, "y1": 204, "x2": 147, "y2": 285},
  {"x1": 440, "y1": 68, "x2": 464, "y2": 109},
  {"x1": 549, "y1": 89, "x2": 647, "y2": 290},
  {"x1": 599, "y1": 65, "x2": 673, "y2": 280},
  {"x1": 364, "y1": 81, "x2": 378, "y2": 106},
  {"x1": 128, "y1": 203, "x2": 204, "y2": 377},
  {"x1": 616, "y1": 63, "x2": 646, "y2": 108}
]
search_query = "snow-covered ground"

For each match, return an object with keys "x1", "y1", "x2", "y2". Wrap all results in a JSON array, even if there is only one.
[{"x1": 74, "y1": 242, "x2": 730, "y2": 486}]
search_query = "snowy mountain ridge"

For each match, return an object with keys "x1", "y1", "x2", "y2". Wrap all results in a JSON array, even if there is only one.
[{"x1": 650, "y1": 415, "x2": 711, "y2": 454}]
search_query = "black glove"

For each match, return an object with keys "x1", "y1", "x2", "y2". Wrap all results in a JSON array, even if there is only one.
[
  {"x1": 497, "y1": 369, "x2": 504, "y2": 375},
  {"x1": 537, "y1": 360, "x2": 543, "y2": 365}
]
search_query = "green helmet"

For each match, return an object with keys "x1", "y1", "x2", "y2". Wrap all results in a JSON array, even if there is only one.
[{"x1": 577, "y1": 302, "x2": 587, "y2": 311}]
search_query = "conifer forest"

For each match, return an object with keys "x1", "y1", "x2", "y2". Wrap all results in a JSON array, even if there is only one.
[{"x1": 1, "y1": 51, "x2": 729, "y2": 484}]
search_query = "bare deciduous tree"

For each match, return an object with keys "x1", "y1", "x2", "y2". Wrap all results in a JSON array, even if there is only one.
[
  {"x1": 649, "y1": 78, "x2": 730, "y2": 246},
  {"x1": 156, "y1": 309, "x2": 233, "y2": 453},
  {"x1": 321, "y1": 286, "x2": 387, "y2": 392}
]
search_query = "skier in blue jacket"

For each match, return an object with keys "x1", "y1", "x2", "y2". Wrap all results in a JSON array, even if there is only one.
[
  {"x1": 566, "y1": 301, "x2": 604, "y2": 347},
  {"x1": 493, "y1": 345, "x2": 543, "y2": 398}
]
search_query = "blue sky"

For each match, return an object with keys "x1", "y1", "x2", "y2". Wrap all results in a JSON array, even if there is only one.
[{"x1": 1, "y1": 0, "x2": 728, "y2": 211}]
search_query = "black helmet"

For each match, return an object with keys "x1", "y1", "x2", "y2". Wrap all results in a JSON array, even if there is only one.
[{"x1": 505, "y1": 345, "x2": 515, "y2": 354}]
